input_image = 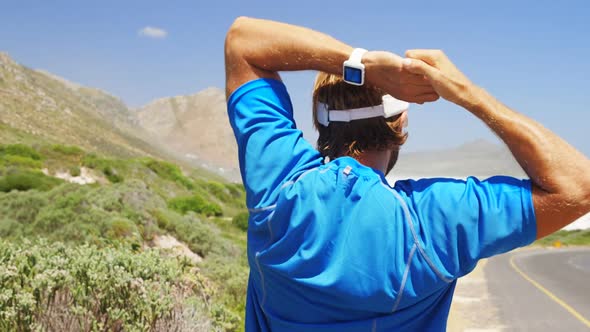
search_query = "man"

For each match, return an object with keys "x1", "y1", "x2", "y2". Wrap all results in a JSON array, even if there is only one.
[{"x1": 224, "y1": 17, "x2": 590, "y2": 331}]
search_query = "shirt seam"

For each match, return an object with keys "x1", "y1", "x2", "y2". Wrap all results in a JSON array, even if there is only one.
[
  {"x1": 248, "y1": 205, "x2": 277, "y2": 213},
  {"x1": 381, "y1": 183, "x2": 453, "y2": 283},
  {"x1": 392, "y1": 243, "x2": 417, "y2": 313}
]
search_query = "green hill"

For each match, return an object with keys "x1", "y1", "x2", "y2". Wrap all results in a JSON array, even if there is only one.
[
  {"x1": 0, "y1": 143, "x2": 249, "y2": 331},
  {"x1": 0, "y1": 52, "x2": 249, "y2": 331}
]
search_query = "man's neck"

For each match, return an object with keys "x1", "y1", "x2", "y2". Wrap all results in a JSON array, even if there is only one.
[{"x1": 347, "y1": 150, "x2": 391, "y2": 175}]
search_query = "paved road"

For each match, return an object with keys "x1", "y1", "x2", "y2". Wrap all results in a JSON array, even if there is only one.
[{"x1": 485, "y1": 248, "x2": 590, "y2": 331}]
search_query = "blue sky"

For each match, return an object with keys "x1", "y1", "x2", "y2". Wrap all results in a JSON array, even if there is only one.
[{"x1": 1, "y1": 0, "x2": 589, "y2": 155}]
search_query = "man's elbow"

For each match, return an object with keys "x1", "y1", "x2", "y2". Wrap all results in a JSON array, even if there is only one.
[
  {"x1": 225, "y1": 16, "x2": 251, "y2": 56},
  {"x1": 584, "y1": 184, "x2": 590, "y2": 213}
]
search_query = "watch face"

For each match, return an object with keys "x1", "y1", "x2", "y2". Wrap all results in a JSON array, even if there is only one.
[{"x1": 344, "y1": 66, "x2": 363, "y2": 84}]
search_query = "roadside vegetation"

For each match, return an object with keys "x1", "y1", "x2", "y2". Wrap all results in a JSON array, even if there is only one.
[
  {"x1": 0, "y1": 143, "x2": 249, "y2": 331},
  {"x1": 535, "y1": 229, "x2": 590, "y2": 247}
]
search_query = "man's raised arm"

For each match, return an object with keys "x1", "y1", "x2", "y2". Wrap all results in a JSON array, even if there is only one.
[
  {"x1": 224, "y1": 17, "x2": 438, "y2": 102},
  {"x1": 403, "y1": 50, "x2": 590, "y2": 238}
]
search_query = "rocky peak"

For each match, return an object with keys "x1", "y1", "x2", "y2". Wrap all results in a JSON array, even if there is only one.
[
  {"x1": 134, "y1": 87, "x2": 239, "y2": 176},
  {"x1": 0, "y1": 52, "x2": 16, "y2": 66}
]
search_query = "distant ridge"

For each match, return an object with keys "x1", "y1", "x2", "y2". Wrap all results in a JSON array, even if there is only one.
[{"x1": 391, "y1": 139, "x2": 526, "y2": 180}]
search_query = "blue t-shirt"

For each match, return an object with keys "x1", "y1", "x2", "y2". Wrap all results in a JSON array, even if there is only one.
[{"x1": 227, "y1": 78, "x2": 537, "y2": 332}]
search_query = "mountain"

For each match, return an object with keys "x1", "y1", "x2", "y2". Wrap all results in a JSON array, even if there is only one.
[
  {"x1": 391, "y1": 139, "x2": 526, "y2": 180},
  {"x1": 133, "y1": 88, "x2": 240, "y2": 179},
  {"x1": 0, "y1": 52, "x2": 161, "y2": 158},
  {"x1": 0, "y1": 51, "x2": 237, "y2": 181}
]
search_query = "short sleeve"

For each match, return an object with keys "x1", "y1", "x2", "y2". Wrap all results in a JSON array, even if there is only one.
[
  {"x1": 227, "y1": 78, "x2": 322, "y2": 210},
  {"x1": 395, "y1": 176, "x2": 537, "y2": 279}
]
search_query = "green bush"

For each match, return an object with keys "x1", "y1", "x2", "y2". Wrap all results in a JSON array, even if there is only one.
[
  {"x1": 144, "y1": 159, "x2": 194, "y2": 189},
  {"x1": 81, "y1": 153, "x2": 101, "y2": 168},
  {"x1": 69, "y1": 165, "x2": 81, "y2": 177},
  {"x1": 102, "y1": 165, "x2": 123, "y2": 183},
  {"x1": 0, "y1": 180, "x2": 167, "y2": 245},
  {"x1": 0, "y1": 190, "x2": 47, "y2": 224},
  {"x1": 0, "y1": 144, "x2": 42, "y2": 160},
  {"x1": 152, "y1": 208, "x2": 220, "y2": 258},
  {"x1": 82, "y1": 154, "x2": 125, "y2": 183},
  {"x1": 0, "y1": 218, "x2": 24, "y2": 238},
  {"x1": 232, "y1": 212, "x2": 249, "y2": 232},
  {"x1": 536, "y1": 229, "x2": 590, "y2": 246},
  {"x1": 226, "y1": 183, "x2": 245, "y2": 199},
  {"x1": 0, "y1": 240, "x2": 210, "y2": 332},
  {"x1": 0, "y1": 155, "x2": 43, "y2": 169},
  {"x1": 202, "y1": 255, "x2": 248, "y2": 328},
  {"x1": 106, "y1": 217, "x2": 138, "y2": 239},
  {"x1": 0, "y1": 170, "x2": 62, "y2": 192},
  {"x1": 168, "y1": 194, "x2": 222, "y2": 217},
  {"x1": 51, "y1": 144, "x2": 84, "y2": 156},
  {"x1": 207, "y1": 181, "x2": 232, "y2": 202}
]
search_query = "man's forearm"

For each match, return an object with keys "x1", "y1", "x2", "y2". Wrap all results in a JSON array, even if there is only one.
[
  {"x1": 464, "y1": 87, "x2": 590, "y2": 194},
  {"x1": 463, "y1": 86, "x2": 590, "y2": 233},
  {"x1": 226, "y1": 17, "x2": 352, "y2": 76}
]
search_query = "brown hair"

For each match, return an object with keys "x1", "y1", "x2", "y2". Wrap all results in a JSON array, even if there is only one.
[{"x1": 312, "y1": 72, "x2": 408, "y2": 160}]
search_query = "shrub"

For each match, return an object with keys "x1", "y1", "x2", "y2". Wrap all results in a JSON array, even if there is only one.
[
  {"x1": 536, "y1": 229, "x2": 590, "y2": 246},
  {"x1": 81, "y1": 153, "x2": 101, "y2": 169},
  {"x1": 168, "y1": 195, "x2": 222, "y2": 217},
  {"x1": 0, "y1": 241, "x2": 212, "y2": 331},
  {"x1": 232, "y1": 212, "x2": 249, "y2": 232},
  {"x1": 106, "y1": 217, "x2": 138, "y2": 239},
  {"x1": 144, "y1": 159, "x2": 194, "y2": 189},
  {"x1": 0, "y1": 180, "x2": 172, "y2": 245},
  {"x1": 202, "y1": 255, "x2": 248, "y2": 329},
  {"x1": 82, "y1": 154, "x2": 124, "y2": 183},
  {"x1": 226, "y1": 183, "x2": 245, "y2": 199},
  {"x1": 51, "y1": 144, "x2": 84, "y2": 156},
  {"x1": 151, "y1": 208, "x2": 220, "y2": 258},
  {"x1": 102, "y1": 165, "x2": 123, "y2": 183},
  {"x1": 69, "y1": 166, "x2": 81, "y2": 177},
  {"x1": 0, "y1": 190, "x2": 47, "y2": 224},
  {"x1": 0, "y1": 144, "x2": 42, "y2": 160},
  {"x1": 0, "y1": 218, "x2": 23, "y2": 238},
  {"x1": 0, "y1": 155, "x2": 43, "y2": 169},
  {"x1": 0, "y1": 170, "x2": 62, "y2": 192},
  {"x1": 207, "y1": 181, "x2": 232, "y2": 202}
]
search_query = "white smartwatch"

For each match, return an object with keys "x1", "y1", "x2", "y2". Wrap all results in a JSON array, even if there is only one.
[{"x1": 343, "y1": 48, "x2": 368, "y2": 86}]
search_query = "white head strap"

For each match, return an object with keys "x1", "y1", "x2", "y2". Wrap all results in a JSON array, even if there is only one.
[{"x1": 316, "y1": 95, "x2": 409, "y2": 127}]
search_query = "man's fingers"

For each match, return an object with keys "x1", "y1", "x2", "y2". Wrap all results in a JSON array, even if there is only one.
[
  {"x1": 417, "y1": 93, "x2": 440, "y2": 103},
  {"x1": 404, "y1": 92, "x2": 440, "y2": 104},
  {"x1": 403, "y1": 85, "x2": 436, "y2": 96},
  {"x1": 401, "y1": 73, "x2": 431, "y2": 86},
  {"x1": 404, "y1": 49, "x2": 444, "y2": 66},
  {"x1": 402, "y1": 58, "x2": 439, "y2": 79}
]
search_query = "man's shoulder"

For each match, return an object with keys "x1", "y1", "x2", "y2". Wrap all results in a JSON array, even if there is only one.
[
  {"x1": 280, "y1": 157, "x2": 400, "y2": 208},
  {"x1": 227, "y1": 77, "x2": 289, "y2": 108}
]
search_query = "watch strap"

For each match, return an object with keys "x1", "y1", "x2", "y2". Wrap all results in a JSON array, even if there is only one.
[{"x1": 349, "y1": 48, "x2": 368, "y2": 64}]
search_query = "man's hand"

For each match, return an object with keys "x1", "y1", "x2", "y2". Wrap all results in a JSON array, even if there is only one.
[
  {"x1": 364, "y1": 51, "x2": 439, "y2": 104},
  {"x1": 402, "y1": 49, "x2": 476, "y2": 107}
]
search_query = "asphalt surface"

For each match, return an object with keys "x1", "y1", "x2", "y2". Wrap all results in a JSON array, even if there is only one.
[{"x1": 485, "y1": 248, "x2": 590, "y2": 331}]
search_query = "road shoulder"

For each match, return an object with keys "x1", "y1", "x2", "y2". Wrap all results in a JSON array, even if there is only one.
[{"x1": 448, "y1": 260, "x2": 505, "y2": 332}]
